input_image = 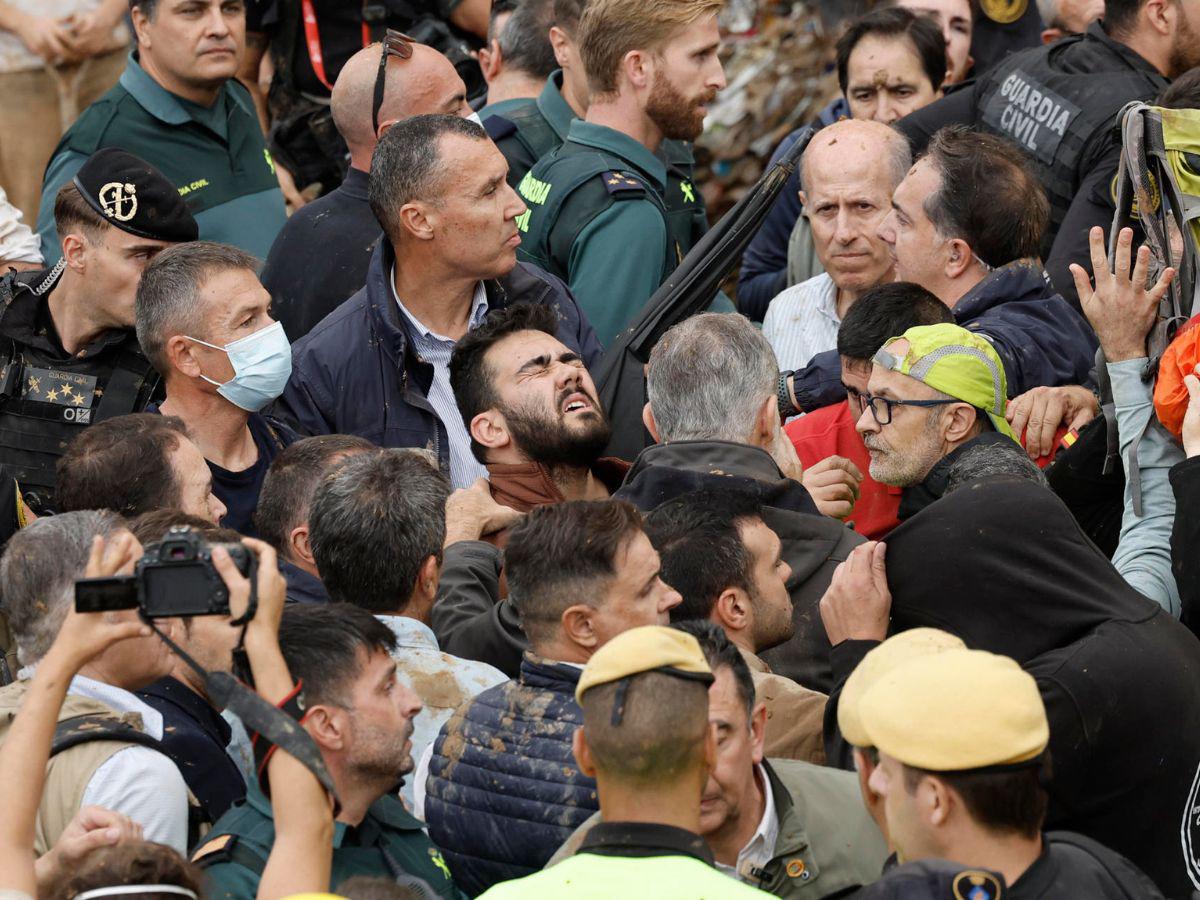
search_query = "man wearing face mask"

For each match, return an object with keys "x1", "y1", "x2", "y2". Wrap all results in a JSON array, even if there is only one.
[{"x1": 135, "y1": 241, "x2": 297, "y2": 537}]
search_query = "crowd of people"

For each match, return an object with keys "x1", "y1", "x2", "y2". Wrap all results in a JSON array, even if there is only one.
[{"x1": 1, "y1": 0, "x2": 1200, "y2": 898}]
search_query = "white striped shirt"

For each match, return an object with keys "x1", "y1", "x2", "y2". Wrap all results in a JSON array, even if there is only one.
[{"x1": 762, "y1": 272, "x2": 841, "y2": 370}]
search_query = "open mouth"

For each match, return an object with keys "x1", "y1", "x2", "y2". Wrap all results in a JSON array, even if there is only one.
[{"x1": 561, "y1": 392, "x2": 593, "y2": 415}]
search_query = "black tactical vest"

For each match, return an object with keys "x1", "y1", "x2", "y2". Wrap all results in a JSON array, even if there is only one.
[
  {"x1": 973, "y1": 29, "x2": 1167, "y2": 234},
  {"x1": 0, "y1": 267, "x2": 160, "y2": 514}
]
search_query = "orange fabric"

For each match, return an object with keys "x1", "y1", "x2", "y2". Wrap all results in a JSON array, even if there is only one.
[{"x1": 1155, "y1": 314, "x2": 1200, "y2": 438}]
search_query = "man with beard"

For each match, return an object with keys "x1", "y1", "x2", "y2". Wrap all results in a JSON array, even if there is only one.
[
  {"x1": 449, "y1": 302, "x2": 626, "y2": 546},
  {"x1": 513, "y1": 0, "x2": 727, "y2": 345},
  {"x1": 195, "y1": 603, "x2": 462, "y2": 897}
]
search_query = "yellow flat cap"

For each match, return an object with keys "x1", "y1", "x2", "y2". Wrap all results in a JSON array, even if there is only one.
[
  {"x1": 859, "y1": 648, "x2": 1049, "y2": 772},
  {"x1": 576, "y1": 625, "x2": 714, "y2": 703},
  {"x1": 838, "y1": 629, "x2": 967, "y2": 748}
]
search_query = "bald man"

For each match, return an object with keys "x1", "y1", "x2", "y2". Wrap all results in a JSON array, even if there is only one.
[
  {"x1": 763, "y1": 120, "x2": 911, "y2": 370},
  {"x1": 261, "y1": 42, "x2": 473, "y2": 341}
]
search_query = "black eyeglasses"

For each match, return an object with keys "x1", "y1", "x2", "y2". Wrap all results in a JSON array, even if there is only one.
[
  {"x1": 861, "y1": 393, "x2": 959, "y2": 426},
  {"x1": 372, "y1": 30, "x2": 415, "y2": 135}
]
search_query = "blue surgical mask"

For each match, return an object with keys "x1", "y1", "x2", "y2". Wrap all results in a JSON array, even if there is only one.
[{"x1": 186, "y1": 321, "x2": 293, "y2": 412}]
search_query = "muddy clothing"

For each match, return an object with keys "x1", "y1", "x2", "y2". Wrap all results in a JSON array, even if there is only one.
[{"x1": 424, "y1": 654, "x2": 596, "y2": 896}]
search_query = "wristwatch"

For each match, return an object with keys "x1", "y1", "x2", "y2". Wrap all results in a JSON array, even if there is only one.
[{"x1": 777, "y1": 371, "x2": 800, "y2": 419}]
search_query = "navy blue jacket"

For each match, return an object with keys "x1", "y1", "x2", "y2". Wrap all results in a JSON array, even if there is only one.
[
  {"x1": 792, "y1": 261, "x2": 1098, "y2": 412},
  {"x1": 736, "y1": 98, "x2": 847, "y2": 321},
  {"x1": 424, "y1": 655, "x2": 595, "y2": 897},
  {"x1": 270, "y1": 243, "x2": 603, "y2": 472}
]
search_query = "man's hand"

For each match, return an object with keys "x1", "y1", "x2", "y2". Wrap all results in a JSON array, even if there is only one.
[
  {"x1": 819, "y1": 541, "x2": 891, "y2": 645},
  {"x1": 769, "y1": 423, "x2": 806, "y2": 483},
  {"x1": 13, "y1": 13, "x2": 78, "y2": 64},
  {"x1": 444, "y1": 478, "x2": 522, "y2": 546},
  {"x1": 1071, "y1": 226, "x2": 1176, "y2": 363},
  {"x1": 276, "y1": 164, "x2": 308, "y2": 211},
  {"x1": 35, "y1": 806, "x2": 141, "y2": 889},
  {"x1": 59, "y1": 7, "x2": 121, "y2": 59},
  {"x1": 213, "y1": 538, "x2": 286, "y2": 643},
  {"x1": 802, "y1": 455, "x2": 863, "y2": 520},
  {"x1": 1184, "y1": 365, "x2": 1200, "y2": 460},
  {"x1": 1006, "y1": 384, "x2": 1098, "y2": 459}
]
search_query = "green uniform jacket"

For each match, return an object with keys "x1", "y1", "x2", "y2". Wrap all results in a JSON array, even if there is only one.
[
  {"x1": 36, "y1": 54, "x2": 286, "y2": 264},
  {"x1": 547, "y1": 760, "x2": 887, "y2": 898},
  {"x1": 193, "y1": 786, "x2": 465, "y2": 900}
]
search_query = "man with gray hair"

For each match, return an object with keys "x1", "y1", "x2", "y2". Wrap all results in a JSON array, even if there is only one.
[
  {"x1": 307, "y1": 448, "x2": 506, "y2": 808},
  {"x1": 261, "y1": 40, "x2": 473, "y2": 341},
  {"x1": 0, "y1": 512, "x2": 189, "y2": 854},
  {"x1": 478, "y1": 0, "x2": 559, "y2": 112},
  {"x1": 273, "y1": 113, "x2": 601, "y2": 491},
  {"x1": 764, "y1": 120, "x2": 911, "y2": 370},
  {"x1": 135, "y1": 241, "x2": 298, "y2": 536},
  {"x1": 616, "y1": 312, "x2": 864, "y2": 692},
  {"x1": 1037, "y1": 0, "x2": 1104, "y2": 43}
]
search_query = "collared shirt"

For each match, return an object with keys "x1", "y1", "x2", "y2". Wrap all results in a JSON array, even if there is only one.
[
  {"x1": 36, "y1": 53, "x2": 285, "y2": 262},
  {"x1": 580, "y1": 821, "x2": 715, "y2": 864},
  {"x1": 18, "y1": 669, "x2": 189, "y2": 853},
  {"x1": 762, "y1": 272, "x2": 840, "y2": 371},
  {"x1": 390, "y1": 270, "x2": 491, "y2": 488},
  {"x1": 376, "y1": 614, "x2": 506, "y2": 808},
  {"x1": 715, "y1": 764, "x2": 779, "y2": 883}
]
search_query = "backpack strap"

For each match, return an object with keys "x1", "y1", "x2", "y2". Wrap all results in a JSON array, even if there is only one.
[{"x1": 50, "y1": 713, "x2": 164, "y2": 756}]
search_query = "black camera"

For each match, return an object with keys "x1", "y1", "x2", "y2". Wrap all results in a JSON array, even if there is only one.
[{"x1": 75, "y1": 526, "x2": 258, "y2": 620}]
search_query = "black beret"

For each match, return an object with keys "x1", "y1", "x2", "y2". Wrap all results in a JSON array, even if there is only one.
[
  {"x1": 72, "y1": 147, "x2": 199, "y2": 243},
  {"x1": 857, "y1": 860, "x2": 1006, "y2": 900}
]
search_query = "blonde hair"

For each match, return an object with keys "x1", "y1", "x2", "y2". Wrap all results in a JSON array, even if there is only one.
[{"x1": 578, "y1": 0, "x2": 724, "y2": 96}]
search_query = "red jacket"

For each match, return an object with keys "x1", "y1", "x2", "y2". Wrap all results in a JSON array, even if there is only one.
[{"x1": 785, "y1": 401, "x2": 902, "y2": 540}]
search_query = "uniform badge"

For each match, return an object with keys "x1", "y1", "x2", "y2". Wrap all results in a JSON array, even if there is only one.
[
  {"x1": 98, "y1": 181, "x2": 138, "y2": 222},
  {"x1": 979, "y1": 0, "x2": 1028, "y2": 24},
  {"x1": 602, "y1": 171, "x2": 644, "y2": 196},
  {"x1": 1110, "y1": 170, "x2": 1161, "y2": 219},
  {"x1": 952, "y1": 870, "x2": 1003, "y2": 900},
  {"x1": 785, "y1": 858, "x2": 810, "y2": 880}
]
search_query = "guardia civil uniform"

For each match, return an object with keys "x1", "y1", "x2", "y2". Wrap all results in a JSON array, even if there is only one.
[
  {"x1": 193, "y1": 786, "x2": 466, "y2": 899},
  {"x1": 0, "y1": 148, "x2": 197, "y2": 514}
]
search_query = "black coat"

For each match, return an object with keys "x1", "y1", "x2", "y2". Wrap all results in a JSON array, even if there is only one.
[
  {"x1": 827, "y1": 477, "x2": 1200, "y2": 899},
  {"x1": 1171, "y1": 456, "x2": 1200, "y2": 639}
]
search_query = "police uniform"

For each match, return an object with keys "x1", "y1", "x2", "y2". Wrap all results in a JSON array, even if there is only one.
[
  {"x1": 485, "y1": 71, "x2": 709, "y2": 250},
  {"x1": 513, "y1": 119, "x2": 707, "y2": 346},
  {"x1": 895, "y1": 22, "x2": 1167, "y2": 306},
  {"x1": 193, "y1": 785, "x2": 465, "y2": 899},
  {"x1": 970, "y1": 0, "x2": 1044, "y2": 77},
  {"x1": 0, "y1": 148, "x2": 197, "y2": 515}
]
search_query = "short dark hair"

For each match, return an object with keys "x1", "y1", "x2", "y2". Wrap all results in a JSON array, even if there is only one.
[
  {"x1": 672, "y1": 619, "x2": 755, "y2": 718},
  {"x1": 553, "y1": 0, "x2": 586, "y2": 34},
  {"x1": 130, "y1": 509, "x2": 240, "y2": 545},
  {"x1": 644, "y1": 490, "x2": 762, "y2": 622},
  {"x1": 53, "y1": 181, "x2": 109, "y2": 242},
  {"x1": 449, "y1": 302, "x2": 562, "y2": 462},
  {"x1": 45, "y1": 841, "x2": 204, "y2": 900},
  {"x1": 56, "y1": 414, "x2": 189, "y2": 518},
  {"x1": 254, "y1": 435, "x2": 377, "y2": 555},
  {"x1": 1157, "y1": 65, "x2": 1200, "y2": 109},
  {"x1": 309, "y1": 449, "x2": 449, "y2": 613},
  {"x1": 368, "y1": 114, "x2": 489, "y2": 241},
  {"x1": 902, "y1": 758, "x2": 1050, "y2": 839},
  {"x1": 1104, "y1": 0, "x2": 1145, "y2": 36},
  {"x1": 277, "y1": 604, "x2": 398, "y2": 707},
  {"x1": 836, "y1": 282, "x2": 955, "y2": 361},
  {"x1": 835, "y1": 7, "x2": 947, "y2": 97},
  {"x1": 129, "y1": 0, "x2": 160, "y2": 18},
  {"x1": 505, "y1": 500, "x2": 645, "y2": 645},
  {"x1": 922, "y1": 126, "x2": 1049, "y2": 268},
  {"x1": 498, "y1": 0, "x2": 558, "y2": 79}
]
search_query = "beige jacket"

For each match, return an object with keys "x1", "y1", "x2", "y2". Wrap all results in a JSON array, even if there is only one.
[{"x1": 741, "y1": 647, "x2": 827, "y2": 766}]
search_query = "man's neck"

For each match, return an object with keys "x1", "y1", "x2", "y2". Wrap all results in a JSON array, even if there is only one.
[
  {"x1": 586, "y1": 95, "x2": 662, "y2": 153},
  {"x1": 159, "y1": 387, "x2": 256, "y2": 471},
  {"x1": 391, "y1": 249, "x2": 481, "y2": 341},
  {"x1": 486, "y1": 73, "x2": 544, "y2": 106},
  {"x1": 938, "y1": 830, "x2": 1043, "y2": 887},
  {"x1": 834, "y1": 284, "x2": 862, "y2": 322},
  {"x1": 721, "y1": 626, "x2": 756, "y2": 657},
  {"x1": 596, "y1": 773, "x2": 705, "y2": 835},
  {"x1": 940, "y1": 267, "x2": 987, "y2": 309},
  {"x1": 330, "y1": 770, "x2": 385, "y2": 828},
  {"x1": 561, "y1": 76, "x2": 587, "y2": 119},
  {"x1": 1117, "y1": 27, "x2": 1171, "y2": 77},
  {"x1": 46, "y1": 269, "x2": 121, "y2": 356},
  {"x1": 169, "y1": 662, "x2": 210, "y2": 703},
  {"x1": 137, "y1": 53, "x2": 222, "y2": 107},
  {"x1": 536, "y1": 638, "x2": 590, "y2": 665},
  {"x1": 547, "y1": 461, "x2": 609, "y2": 501},
  {"x1": 705, "y1": 765, "x2": 766, "y2": 866}
]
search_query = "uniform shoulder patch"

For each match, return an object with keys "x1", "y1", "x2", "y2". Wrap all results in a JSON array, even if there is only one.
[
  {"x1": 482, "y1": 115, "x2": 518, "y2": 141},
  {"x1": 952, "y1": 869, "x2": 1004, "y2": 900},
  {"x1": 600, "y1": 171, "x2": 645, "y2": 197},
  {"x1": 979, "y1": 0, "x2": 1027, "y2": 23},
  {"x1": 192, "y1": 833, "x2": 235, "y2": 865}
]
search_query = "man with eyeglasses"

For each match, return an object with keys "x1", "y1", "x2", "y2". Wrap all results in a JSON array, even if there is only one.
[{"x1": 854, "y1": 321, "x2": 1028, "y2": 519}]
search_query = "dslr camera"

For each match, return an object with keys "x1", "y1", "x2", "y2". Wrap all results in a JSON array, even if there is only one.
[{"x1": 75, "y1": 526, "x2": 257, "y2": 620}]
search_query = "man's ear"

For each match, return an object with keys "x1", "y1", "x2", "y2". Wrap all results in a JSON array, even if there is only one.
[
  {"x1": 573, "y1": 725, "x2": 597, "y2": 777},
  {"x1": 416, "y1": 554, "x2": 440, "y2": 603},
  {"x1": 303, "y1": 704, "x2": 347, "y2": 753},
  {"x1": 131, "y1": 6, "x2": 152, "y2": 49},
  {"x1": 470, "y1": 409, "x2": 511, "y2": 457},
  {"x1": 944, "y1": 237, "x2": 977, "y2": 281},
  {"x1": 479, "y1": 39, "x2": 503, "y2": 83},
  {"x1": 398, "y1": 201, "x2": 436, "y2": 242},
  {"x1": 620, "y1": 48, "x2": 652, "y2": 93},
  {"x1": 924, "y1": 775, "x2": 953, "y2": 829},
  {"x1": 642, "y1": 403, "x2": 661, "y2": 444},
  {"x1": 942, "y1": 403, "x2": 980, "y2": 444},
  {"x1": 713, "y1": 587, "x2": 751, "y2": 635},
  {"x1": 752, "y1": 394, "x2": 776, "y2": 449},
  {"x1": 289, "y1": 523, "x2": 314, "y2": 566},
  {"x1": 561, "y1": 604, "x2": 598, "y2": 651},
  {"x1": 749, "y1": 700, "x2": 768, "y2": 764},
  {"x1": 61, "y1": 233, "x2": 89, "y2": 272},
  {"x1": 548, "y1": 25, "x2": 571, "y2": 69},
  {"x1": 165, "y1": 334, "x2": 204, "y2": 379}
]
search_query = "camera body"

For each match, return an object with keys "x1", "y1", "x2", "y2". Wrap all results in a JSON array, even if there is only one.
[{"x1": 75, "y1": 526, "x2": 257, "y2": 619}]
